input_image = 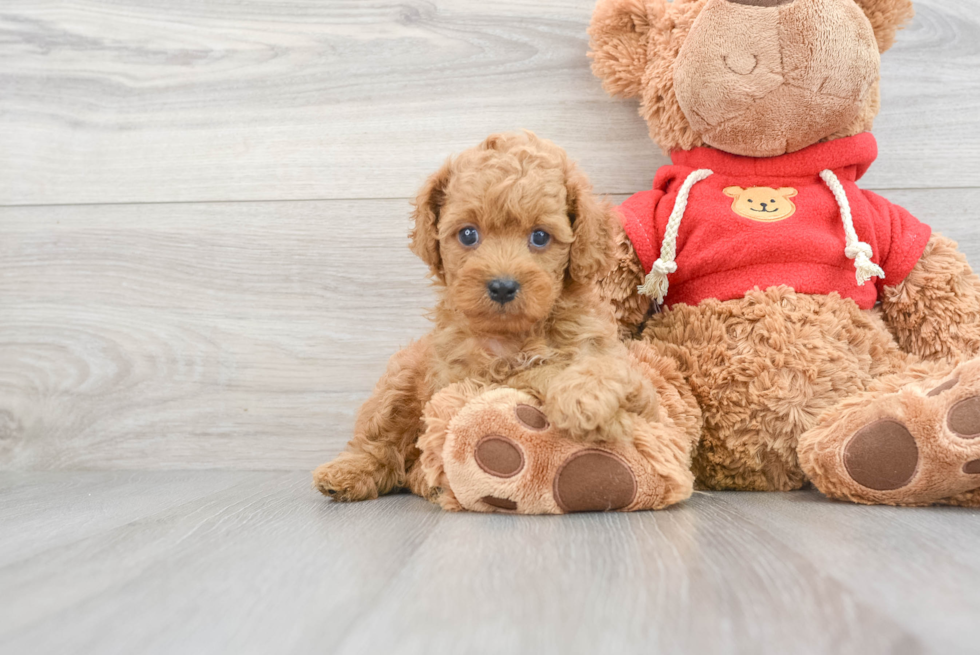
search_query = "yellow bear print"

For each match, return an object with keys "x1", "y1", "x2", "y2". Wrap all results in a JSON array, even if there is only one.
[{"x1": 724, "y1": 186, "x2": 798, "y2": 222}]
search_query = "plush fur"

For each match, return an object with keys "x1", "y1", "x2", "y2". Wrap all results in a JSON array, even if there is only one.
[
  {"x1": 314, "y1": 132, "x2": 702, "y2": 512},
  {"x1": 588, "y1": 0, "x2": 912, "y2": 156},
  {"x1": 589, "y1": 0, "x2": 980, "y2": 506}
]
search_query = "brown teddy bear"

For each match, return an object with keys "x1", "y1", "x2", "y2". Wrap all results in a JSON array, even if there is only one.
[{"x1": 588, "y1": 0, "x2": 980, "y2": 506}]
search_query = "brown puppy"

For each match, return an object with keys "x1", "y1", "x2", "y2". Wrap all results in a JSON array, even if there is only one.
[{"x1": 314, "y1": 132, "x2": 700, "y2": 511}]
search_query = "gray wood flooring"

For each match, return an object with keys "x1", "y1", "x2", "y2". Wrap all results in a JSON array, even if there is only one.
[
  {"x1": 2, "y1": 472, "x2": 979, "y2": 655},
  {"x1": 2, "y1": 1, "x2": 980, "y2": 653}
]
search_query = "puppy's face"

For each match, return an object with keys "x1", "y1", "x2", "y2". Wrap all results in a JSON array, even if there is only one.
[
  {"x1": 438, "y1": 170, "x2": 573, "y2": 334},
  {"x1": 410, "y1": 132, "x2": 614, "y2": 337}
]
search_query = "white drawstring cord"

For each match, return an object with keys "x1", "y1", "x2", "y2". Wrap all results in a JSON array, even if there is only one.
[
  {"x1": 819, "y1": 169, "x2": 885, "y2": 286},
  {"x1": 637, "y1": 168, "x2": 713, "y2": 303}
]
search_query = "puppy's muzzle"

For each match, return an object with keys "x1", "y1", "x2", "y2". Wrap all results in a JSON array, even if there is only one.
[{"x1": 487, "y1": 278, "x2": 520, "y2": 305}]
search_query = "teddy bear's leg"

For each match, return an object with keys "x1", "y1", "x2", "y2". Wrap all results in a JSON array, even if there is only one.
[
  {"x1": 417, "y1": 344, "x2": 701, "y2": 514},
  {"x1": 419, "y1": 388, "x2": 692, "y2": 513},
  {"x1": 798, "y1": 357, "x2": 980, "y2": 506},
  {"x1": 880, "y1": 234, "x2": 980, "y2": 362}
]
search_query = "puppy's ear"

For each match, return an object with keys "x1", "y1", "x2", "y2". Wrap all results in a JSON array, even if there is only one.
[
  {"x1": 410, "y1": 158, "x2": 452, "y2": 283},
  {"x1": 778, "y1": 187, "x2": 798, "y2": 199},
  {"x1": 852, "y1": 0, "x2": 914, "y2": 52},
  {"x1": 588, "y1": 0, "x2": 664, "y2": 99},
  {"x1": 479, "y1": 132, "x2": 511, "y2": 151},
  {"x1": 565, "y1": 163, "x2": 615, "y2": 286}
]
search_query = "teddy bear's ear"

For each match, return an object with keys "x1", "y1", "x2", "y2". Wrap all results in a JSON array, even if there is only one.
[
  {"x1": 564, "y1": 161, "x2": 616, "y2": 286},
  {"x1": 778, "y1": 187, "x2": 799, "y2": 198},
  {"x1": 723, "y1": 186, "x2": 745, "y2": 199},
  {"x1": 409, "y1": 158, "x2": 452, "y2": 283},
  {"x1": 852, "y1": 0, "x2": 915, "y2": 52},
  {"x1": 588, "y1": 0, "x2": 665, "y2": 99}
]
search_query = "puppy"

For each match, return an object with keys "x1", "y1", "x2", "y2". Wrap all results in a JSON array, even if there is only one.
[{"x1": 314, "y1": 132, "x2": 684, "y2": 506}]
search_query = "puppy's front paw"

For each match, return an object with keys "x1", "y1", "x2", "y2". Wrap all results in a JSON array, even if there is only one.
[
  {"x1": 545, "y1": 373, "x2": 634, "y2": 443},
  {"x1": 313, "y1": 453, "x2": 382, "y2": 502}
]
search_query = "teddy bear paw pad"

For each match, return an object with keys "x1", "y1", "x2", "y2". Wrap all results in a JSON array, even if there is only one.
[
  {"x1": 515, "y1": 404, "x2": 549, "y2": 430},
  {"x1": 474, "y1": 435, "x2": 524, "y2": 478},
  {"x1": 553, "y1": 450, "x2": 637, "y2": 513},
  {"x1": 926, "y1": 377, "x2": 959, "y2": 397},
  {"x1": 843, "y1": 420, "x2": 918, "y2": 491},
  {"x1": 480, "y1": 496, "x2": 518, "y2": 510},
  {"x1": 830, "y1": 372, "x2": 980, "y2": 503},
  {"x1": 947, "y1": 397, "x2": 980, "y2": 438}
]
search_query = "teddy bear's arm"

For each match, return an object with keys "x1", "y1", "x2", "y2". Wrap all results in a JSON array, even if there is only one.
[
  {"x1": 879, "y1": 233, "x2": 980, "y2": 362},
  {"x1": 596, "y1": 220, "x2": 652, "y2": 338}
]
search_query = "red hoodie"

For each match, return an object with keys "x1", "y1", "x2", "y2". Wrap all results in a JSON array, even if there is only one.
[{"x1": 617, "y1": 133, "x2": 931, "y2": 309}]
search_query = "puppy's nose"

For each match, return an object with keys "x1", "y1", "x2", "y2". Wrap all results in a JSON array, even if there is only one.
[
  {"x1": 487, "y1": 278, "x2": 520, "y2": 304},
  {"x1": 759, "y1": 202, "x2": 768, "y2": 209},
  {"x1": 726, "y1": 0, "x2": 794, "y2": 6}
]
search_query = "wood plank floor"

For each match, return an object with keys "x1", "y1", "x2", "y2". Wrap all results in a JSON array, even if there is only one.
[
  {"x1": 1, "y1": 0, "x2": 979, "y2": 207},
  {"x1": 1, "y1": 471, "x2": 979, "y2": 655},
  {"x1": 3, "y1": 190, "x2": 979, "y2": 470},
  {"x1": 2, "y1": 0, "x2": 980, "y2": 470}
]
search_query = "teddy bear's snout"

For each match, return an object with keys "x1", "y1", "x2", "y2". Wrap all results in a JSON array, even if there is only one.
[{"x1": 673, "y1": 0, "x2": 880, "y2": 157}]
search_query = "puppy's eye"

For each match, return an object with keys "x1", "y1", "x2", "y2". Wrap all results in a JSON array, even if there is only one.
[
  {"x1": 748, "y1": 199, "x2": 754, "y2": 203},
  {"x1": 458, "y1": 226, "x2": 480, "y2": 248},
  {"x1": 770, "y1": 199, "x2": 776, "y2": 203},
  {"x1": 529, "y1": 229, "x2": 551, "y2": 249}
]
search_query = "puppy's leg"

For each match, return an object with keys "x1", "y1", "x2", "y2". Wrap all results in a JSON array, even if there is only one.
[
  {"x1": 543, "y1": 352, "x2": 659, "y2": 444},
  {"x1": 313, "y1": 339, "x2": 430, "y2": 502}
]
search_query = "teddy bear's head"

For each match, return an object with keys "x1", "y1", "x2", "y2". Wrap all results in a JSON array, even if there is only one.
[{"x1": 588, "y1": 0, "x2": 914, "y2": 157}]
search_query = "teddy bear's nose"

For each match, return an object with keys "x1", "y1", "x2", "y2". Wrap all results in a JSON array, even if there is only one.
[{"x1": 726, "y1": 0, "x2": 795, "y2": 6}]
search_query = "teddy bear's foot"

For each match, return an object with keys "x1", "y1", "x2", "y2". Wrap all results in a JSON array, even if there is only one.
[
  {"x1": 799, "y1": 359, "x2": 980, "y2": 506},
  {"x1": 420, "y1": 386, "x2": 692, "y2": 514}
]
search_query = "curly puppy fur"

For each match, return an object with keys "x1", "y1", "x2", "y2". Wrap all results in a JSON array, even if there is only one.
[{"x1": 314, "y1": 132, "x2": 697, "y2": 503}]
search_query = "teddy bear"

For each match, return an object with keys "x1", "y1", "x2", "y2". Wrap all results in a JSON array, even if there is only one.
[{"x1": 587, "y1": 0, "x2": 980, "y2": 506}]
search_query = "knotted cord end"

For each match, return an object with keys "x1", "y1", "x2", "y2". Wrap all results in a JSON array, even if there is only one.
[
  {"x1": 637, "y1": 259, "x2": 676, "y2": 303},
  {"x1": 845, "y1": 241, "x2": 884, "y2": 286}
]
